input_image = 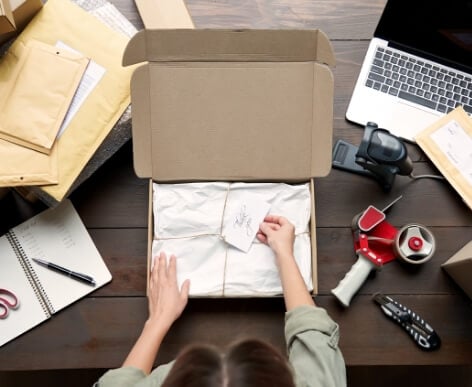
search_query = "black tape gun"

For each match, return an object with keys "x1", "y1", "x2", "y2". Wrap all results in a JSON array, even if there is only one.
[{"x1": 332, "y1": 122, "x2": 413, "y2": 192}]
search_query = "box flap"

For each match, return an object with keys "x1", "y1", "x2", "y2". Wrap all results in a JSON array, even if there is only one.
[
  {"x1": 125, "y1": 29, "x2": 334, "y2": 181},
  {"x1": 123, "y1": 29, "x2": 335, "y2": 66}
]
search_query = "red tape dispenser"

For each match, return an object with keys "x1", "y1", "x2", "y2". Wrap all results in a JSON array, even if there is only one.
[{"x1": 332, "y1": 196, "x2": 436, "y2": 307}]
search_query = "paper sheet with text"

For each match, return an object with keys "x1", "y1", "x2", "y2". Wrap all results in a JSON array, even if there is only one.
[{"x1": 55, "y1": 40, "x2": 106, "y2": 137}]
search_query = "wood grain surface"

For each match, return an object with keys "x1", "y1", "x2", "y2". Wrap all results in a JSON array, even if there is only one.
[{"x1": 0, "y1": 0, "x2": 471, "y2": 375}]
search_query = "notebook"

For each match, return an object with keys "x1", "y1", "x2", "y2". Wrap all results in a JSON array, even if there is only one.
[
  {"x1": 346, "y1": 0, "x2": 472, "y2": 142},
  {"x1": 0, "y1": 199, "x2": 112, "y2": 347}
]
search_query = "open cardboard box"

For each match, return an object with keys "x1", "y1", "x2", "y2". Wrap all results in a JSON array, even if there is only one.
[{"x1": 123, "y1": 28, "x2": 335, "y2": 296}]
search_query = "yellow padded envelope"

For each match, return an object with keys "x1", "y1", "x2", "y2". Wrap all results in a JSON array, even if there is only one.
[
  {"x1": 0, "y1": 137, "x2": 58, "y2": 186},
  {"x1": 0, "y1": 39, "x2": 89, "y2": 154},
  {"x1": 0, "y1": 0, "x2": 134, "y2": 200}
]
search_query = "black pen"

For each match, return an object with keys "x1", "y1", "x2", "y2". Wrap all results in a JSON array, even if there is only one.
[{"x1": 32, "y1": 258, "x2": 96, "y2": 286}]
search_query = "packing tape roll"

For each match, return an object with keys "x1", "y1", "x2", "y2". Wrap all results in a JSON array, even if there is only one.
[{"x1": 393, "y1": 223, "x2": 436, "y2": 264}]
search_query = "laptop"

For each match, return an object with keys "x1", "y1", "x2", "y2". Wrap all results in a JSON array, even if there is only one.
[{"x1": 346, "y1": 0, "x2": 472, "y2": 142}]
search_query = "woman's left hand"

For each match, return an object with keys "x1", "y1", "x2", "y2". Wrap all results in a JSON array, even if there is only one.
[{"x1": 147, "y1": 252, "x2": 190, "y2": 331}]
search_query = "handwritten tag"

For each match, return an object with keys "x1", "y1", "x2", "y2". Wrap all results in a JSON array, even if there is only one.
[{"x1": 223, "y1": 194, "x2": 271, "y2": 253}]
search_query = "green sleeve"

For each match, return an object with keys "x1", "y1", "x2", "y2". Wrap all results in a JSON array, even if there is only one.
[
  {"x1": 285, "y1": 305, "x2": 346, "y2": 387},
  {"x1": 95, "y1": 361, "x2": 174, "y2": 387},
  {"x1": 94, "y1": 367, "x2": 146, "y2": 387}
]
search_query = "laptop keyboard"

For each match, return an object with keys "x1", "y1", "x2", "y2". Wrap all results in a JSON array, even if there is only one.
[{"x1": 365, "y1": 46, "x2": 472, "y2": 115}]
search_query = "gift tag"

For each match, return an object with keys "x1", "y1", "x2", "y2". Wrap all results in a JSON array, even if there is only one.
[{"x1": 223, "y1": 194, "x2": 271, "y2": 253}]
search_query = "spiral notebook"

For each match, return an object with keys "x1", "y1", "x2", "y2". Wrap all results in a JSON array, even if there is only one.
[{"x1": 0, "y1": 199, "x2": 112, "y2": 347}]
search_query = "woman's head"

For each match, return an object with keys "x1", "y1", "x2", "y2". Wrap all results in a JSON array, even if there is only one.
[{"x1": 162, "y1": 339, "x2": 295, "y2": 387}]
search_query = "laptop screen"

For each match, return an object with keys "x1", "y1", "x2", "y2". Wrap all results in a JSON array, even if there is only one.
[{"x1": 375, "y1": 0, "x2": 472, "y2": 73}]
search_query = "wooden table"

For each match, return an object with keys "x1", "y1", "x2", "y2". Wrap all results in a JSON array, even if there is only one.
[{"x1": 1, "y1": 0, "x2": 471, "y2": 375}]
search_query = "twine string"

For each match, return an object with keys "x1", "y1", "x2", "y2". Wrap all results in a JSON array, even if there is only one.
[
  {"x1": 154, "y1": 183, "x2": 310, "y2": 296},
  {"x1": 154, "y1": 183, "x2": 232, "y2": 296}
]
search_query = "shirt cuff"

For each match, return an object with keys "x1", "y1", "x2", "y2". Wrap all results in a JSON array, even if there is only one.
[{"x1": 285, "y1": 305, "x2": 340, "y2": 349}]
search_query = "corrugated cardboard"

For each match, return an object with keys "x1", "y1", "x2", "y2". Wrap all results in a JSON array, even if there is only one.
[
  {"x1": 0, "y1": 0, "x2": 15, "y2": 35},
  {"x1": 123, "y1": 28, "x2": 335, "y2": 295},
  {"x1": 442, "y1": 241, "x2": 472, "y2": 300}
]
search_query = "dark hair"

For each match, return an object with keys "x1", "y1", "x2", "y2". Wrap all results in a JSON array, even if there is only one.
[{"x1": 161, "y1": 339, "x2": 295, "y2": 387}]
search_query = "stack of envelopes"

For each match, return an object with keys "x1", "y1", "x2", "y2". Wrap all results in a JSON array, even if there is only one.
[
  {"x1": 0, "y1": 39, "x2": 88, "y2": 186},
  {"x1": 0, "y1": 0, "x2": 135, "y2": 203}
]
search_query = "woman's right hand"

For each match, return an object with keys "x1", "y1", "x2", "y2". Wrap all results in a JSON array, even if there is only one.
[
  {"x1": 258, "y1": 215, "x2": 314, "y2": 309},
  {"x1": 257, "y1": 215, "x2": 295, "y2": 258}
]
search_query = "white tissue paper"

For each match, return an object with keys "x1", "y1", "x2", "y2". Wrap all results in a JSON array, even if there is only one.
[{"x1": 152, "y1": 182, "x2": 312, "y2": 296}]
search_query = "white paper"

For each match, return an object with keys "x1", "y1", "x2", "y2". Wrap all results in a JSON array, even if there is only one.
[
  {"x1": 430, "y1": 119, "x2": 472, "y2": 186},
  {"x1": 55, "y1": 41, "x2": 106, "y2": 137},
  {"x1": 152, "y1": 182, "x2": 312, "y2": 296},
  {"x1": 222, "y1": 193, "x2": 270, "y2": 252},
  {"x1": 89, "y1": 3, "x2": 137, "y2": 38}
]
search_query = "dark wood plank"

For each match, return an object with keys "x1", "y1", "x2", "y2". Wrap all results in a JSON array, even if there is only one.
[
  {"x1": 0, "y1": 295, "x2": 470, "y2": 370},
  {"x1": 90, "y1": 228, "x2": 148, "y2": 296},
  {"x1": 316, "y1": 162, "x2": 472, "y2": 228},
  {"x1": 331, "y1": 295, "x2": 472, "y2": 366},
  {"x1": 85, "y1": 225, "x2": 472, "y2": 298},
  {"x1": 70, "y1": 143, "x2": 149, "y2": 229},
  {"x1": 72, "y1": 142, "x2": 472, "y2": 229}
]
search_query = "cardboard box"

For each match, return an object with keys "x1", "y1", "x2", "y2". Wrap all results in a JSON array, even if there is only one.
[
  {"x1": 123, "y1": 29, "x2": 335, "y2": 295},
  {"x1": 9, "y1": 0, "x2": 42, "y2": 30},
  {"x1": 0, "y1": 0, "x2": 15, "y2": 35},
  {"x1": 442, "y1": 240, "x2": 472, "y2": 299},
  {"x1": 0, "y1": 0, "x2": 42, "y2": 45}
]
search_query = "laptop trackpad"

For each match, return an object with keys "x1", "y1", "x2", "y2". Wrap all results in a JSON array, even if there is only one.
[{"x1": 391, "y1": 102, "x2": 441, "y2": 141}]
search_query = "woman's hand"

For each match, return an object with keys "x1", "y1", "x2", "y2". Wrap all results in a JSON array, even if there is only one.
[
  {"x1": 257, "y1": 215, "x2": 295, "y2": 258},
  {"x1": 257, "y1": 215, "x2": 314, "y2": 310},
  {"x1": 122, "y1": 252, "x2": 190, "y2": 373},
  {"x1": 148, "y1": 252, "x2": 190, "y2": 331}
]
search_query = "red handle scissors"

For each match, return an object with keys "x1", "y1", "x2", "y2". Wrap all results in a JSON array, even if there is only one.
[{"x1": 0, "y1": 289, "x2": 20, "y2": 319}]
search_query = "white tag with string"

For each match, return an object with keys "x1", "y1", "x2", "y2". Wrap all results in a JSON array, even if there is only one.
[{"x1": 222, "y1": 194, "x2": 271, "y2": 253}]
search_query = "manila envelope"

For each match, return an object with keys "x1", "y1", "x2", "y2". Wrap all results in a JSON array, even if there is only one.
[
  {"x1": 0, "y1": 138, "x2": 58, "y2": 186},
  {"x1": 415, "y1": 107, "x2": 472, "y2": 211},
  {"x1": 0, "y1": 39, "x2": 89, "y2": 154}
]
